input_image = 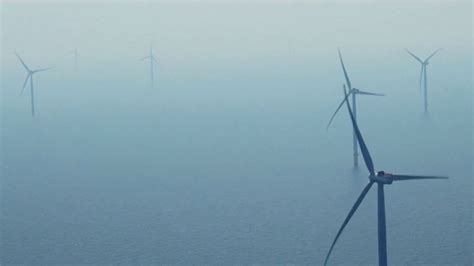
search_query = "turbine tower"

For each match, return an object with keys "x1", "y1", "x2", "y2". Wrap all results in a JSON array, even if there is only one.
[
  {"x1": 327, "y1": 49, "x2": 385, "y2": 167},
  {"x1": 405, "y1": 49, "x2": 442, "y2": 112},
  {"x1": 16, "y1": 52, "x2": 52, "y2": 117},
  {"x1": 140, "y1": 44, "x2": 158, "y2": 88},
  {"x1": 323, "y1": 85, "x2": 448, "y2": 266},
  {"x1": 71, "y1": 48, "x2": 78, "y2": 70}
]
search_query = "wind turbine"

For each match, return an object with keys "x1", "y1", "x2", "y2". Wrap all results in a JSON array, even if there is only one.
[
  {"x1": 16, "y1": 52, "x2": 52, "y2": 117},
  {"x1": 70, "y1": 48, "x2": 78, "y2": 70},
  {"x1": 323, "y1": 85, "x2": 448, "y2": 266},
  {"x1": 405, "y1": 49, "x2": 442, "y2": 112},
  {"x1": 327, "y1": 49, "x2": 385, "y2": 167},
  {"x1": 140, "y1": 44, "x2": 158, "y2": 88}
]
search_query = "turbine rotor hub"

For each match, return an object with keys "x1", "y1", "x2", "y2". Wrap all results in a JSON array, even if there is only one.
[{"x1": 369, "y1": 171, "x2": 393, "y2": 184}]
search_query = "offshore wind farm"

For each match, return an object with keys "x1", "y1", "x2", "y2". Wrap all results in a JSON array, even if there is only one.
[{"x1": 1, "y1": 1, "x2": 471, "y2": 265}]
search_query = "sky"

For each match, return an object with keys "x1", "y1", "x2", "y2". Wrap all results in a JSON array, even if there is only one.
[{"x1": 1, "y1": 1, "x2": 471, "y2": 104}]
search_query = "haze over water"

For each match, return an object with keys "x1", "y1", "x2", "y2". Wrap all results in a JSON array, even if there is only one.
[{"x1": 1, "y1": 1, "x2": 472, "y2": 265}]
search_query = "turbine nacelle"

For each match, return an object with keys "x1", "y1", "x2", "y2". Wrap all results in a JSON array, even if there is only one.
[{"x1": 369, "y1": 171, "x2": 394, "y2": 185}]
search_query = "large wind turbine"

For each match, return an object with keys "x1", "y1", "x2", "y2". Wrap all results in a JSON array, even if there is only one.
[
  {"x1": 405, "y1": 49, "x2": 442, "y2": 112},
  {"x1": 140, "y1": 44, "x2": 158, "y2": 88},
  {"x1": 16, "y1": 52, "x2": 52, "y2": 117},
  {"x1": 327, "y1": 49, "x2": 385, "y2": 167},
  {"x1": 323, "y1": 85, "x2": 448, "y2": 266}
]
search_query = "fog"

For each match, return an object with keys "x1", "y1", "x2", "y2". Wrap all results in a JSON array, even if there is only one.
[{"x1": 1, "y1": 1, "x2": 472, "y2": 265}]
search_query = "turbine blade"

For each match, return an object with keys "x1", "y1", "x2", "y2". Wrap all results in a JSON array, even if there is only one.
[
  {"x1": 15, "y1": 52, "x2": 30, "y2": 72},
  {"x1": 21, "y1": 74, "x2": 31, "y2": 95},
  {"x1": 338, "y1": 49, "x2": 352, "y2": 90},
  {"x1": 324, "y1": 181, "x2": 374, "y2": 266},
  {"x1": 425, "y1": 48, "x2": 442, "y2": 62},
  {"x1": 139, "y1": 55, "x2": 151, "y2": 61},
  {"x1": 33, "y1": 67, "x2": 53, "y2": 73},
  {"x1": 326, "y1": 90, "x2": 353, "y2": 130},
  {"x1": 405, "y1": 49, "x2": 423, "y2": 64},
  {"x1": 390, "y1": 174, "x2": 448, "y2": 181},
  {"x1": 343, "y1": 85, "x2": 375, "y2": 175},
  {"x1": 355, "y1": 90, "x2": 385, "y2": 96},
  {"x1": 152, "y1": 56, "x2": 158, "y2": 63}
]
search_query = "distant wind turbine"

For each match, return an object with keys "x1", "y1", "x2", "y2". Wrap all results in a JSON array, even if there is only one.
[
  {"x1": 16, "y1": 52, "x2": 52, "y2": 117},
  {"x1": 327, "y1": 49, "x2": 385, "y2": 167},
  {"x1": 139, "y1": 44, "x2": 158, "y2": 88},
  {"x1": 405, "y1": 48, "x2": 442, "y2": 112},
  {"x1": 323, "y1": 84, "x2": 448, "y2": 266},
  {"x1": 70, "y1": 48, "x2": 78, "y2": 70}
]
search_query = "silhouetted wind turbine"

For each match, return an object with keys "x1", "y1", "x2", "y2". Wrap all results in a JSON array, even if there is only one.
[
  {"x1": 405, "y1": 48, "x2": 442, "y2": 112},
  {"x1": 16, "y1": 52, "x2": 52, "y2": 117},
  {"x1": 323, "y1": 85, "x2": 448, "y2": 266},
  {"x1": 139, "y1": 44, "x2": 158, "y2": 88},
  {"x1": 327, "y1": 49, "x2": 385, "y2": 167}
]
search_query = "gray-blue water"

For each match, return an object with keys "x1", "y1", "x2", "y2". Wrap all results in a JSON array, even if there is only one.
[{"x1": 1, "y1": 2, "x2": 472, "y2": 265}]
